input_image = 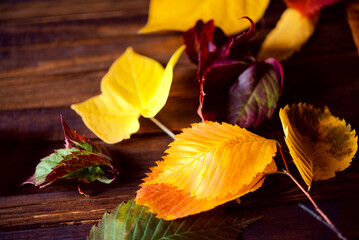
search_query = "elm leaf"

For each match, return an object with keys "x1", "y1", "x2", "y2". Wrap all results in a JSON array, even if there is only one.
[
  {"x1": 279, "y1": 103, "x2": 358, "y2": 186},
  {"x1": 227, "y1": 58, "x2": 283, "y2": 128},
  {"x1": 137, "y1": 121, "x2": 277, "y2": 220},
  {"x1": 88, "y1": 199, "x2": 262, "y2": 240}
]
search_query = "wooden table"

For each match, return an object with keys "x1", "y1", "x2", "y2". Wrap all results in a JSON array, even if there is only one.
[{"x1": 0, "y1": 0, "x2": 358, "y2": 239}]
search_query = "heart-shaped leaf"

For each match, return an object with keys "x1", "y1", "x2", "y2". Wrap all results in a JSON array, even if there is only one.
[
  {"x1": 279, "y1": 103, "x2": 358, "y2": 186},
  {"x1": 71, "y1": 46, "x2": 184, "y2": 144},
  {"x1": 136, "y1": 121, "x2": 277, "y2": 220},
  {"x1": 88, "y1": 199, "x2": 262, "y2": 240},
  {"x1": 140, "y1": 0, "x2": 270, "y2": 35}
]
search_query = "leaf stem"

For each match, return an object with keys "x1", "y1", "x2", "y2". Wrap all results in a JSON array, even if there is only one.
[
  {"x1": 282, "y1": 169, "x2": 347, "y2": 240},
  {"x1": 278, "y1": 147, "x2": 289, "y2": 172},
  {"x1": 149, "y1": 117, "x2": 176, "y2": 140},
  {"x1": 78, "y1": 183, "x2": 90, "y2": 198}
]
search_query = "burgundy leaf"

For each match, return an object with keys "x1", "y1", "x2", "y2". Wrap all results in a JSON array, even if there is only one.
[
  {"x1": 61, "y1": 116, "x2": 109, "y2": 155},
  {"x1": 199, "y1": 62, "x2": 250, "y2": 121},
  {"x1": 42, "y1": 151, "x2": 115, "y2": 188},
  {"x1": 23, "y1": 117, "x2": 117, "y2": 192},
  {"x1": 184, "y1": 19, "x2": 262, "y2": 122},
  {"x1": 227, "y1": 58, "x2": 283, "y2": 128}
]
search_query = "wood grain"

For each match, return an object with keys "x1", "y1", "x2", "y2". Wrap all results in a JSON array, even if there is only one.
[{"x1": 0, "y1": 0, "x2": 358, "y2": 239}]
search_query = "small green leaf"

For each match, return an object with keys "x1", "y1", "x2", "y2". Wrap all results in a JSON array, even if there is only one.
[
  {"x1": 23, "y1": 117, "x2": 117, "y2": 189},
  {"x1": 23, "y1": 148, "x2": 78, "y2": 186},
  {"x1": 24, "y1": 150, "x2": 116, "y2": 188},
  {"x1": 61, "y1": 115, "x2": 109, "y2": 154},
  {"x1": 88, "y1": 199, "x2": 262, "y2": 240}
]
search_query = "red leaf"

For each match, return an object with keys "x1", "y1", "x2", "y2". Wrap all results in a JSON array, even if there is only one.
[
  {"x1": 61, "y1": 116, "x2": 109, "y2": 155},
  {"x1": 42, "y1": 151, "x2": 114, "y2": 187},
  {"x1": 183, "y1": 19, "x2": 257, "y2": 122},
  {"x1": 284, "y1": 0, "x2": 340, "y2": 16}
]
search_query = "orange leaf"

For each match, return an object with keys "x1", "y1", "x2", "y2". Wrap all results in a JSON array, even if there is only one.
[
  {"x1": 346, "y1": 0, "x2": 359, "y2": 54},
  {"x1": 280, "y1": 103, "x2": 358, "y2": 186},
  {"x1": 136, "y1": 121, "x2": 277, "y2": 220},
  {"x1": 258, "y1": 8, "x2": 318, "y2": 61}
]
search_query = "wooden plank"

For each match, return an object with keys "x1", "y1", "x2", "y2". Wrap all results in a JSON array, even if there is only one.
[
  {"x1": 0, "y1": 0, "x2": 149, "y2": 23},
  {"x1": 0, "y1": 0, "x2": 358, "y2": 239}
]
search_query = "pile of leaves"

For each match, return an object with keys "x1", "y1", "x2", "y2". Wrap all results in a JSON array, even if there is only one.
[{"x1": 23, "y1": 0, "x2": 359, "y2": 239}]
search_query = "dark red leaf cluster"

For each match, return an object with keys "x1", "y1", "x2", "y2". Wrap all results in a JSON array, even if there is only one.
[{"x1": 183, "y1": 19, "x2": 283, "y2": 128}]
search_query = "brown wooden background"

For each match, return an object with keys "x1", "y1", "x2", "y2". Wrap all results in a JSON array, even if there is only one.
[{"x1": 0, "y1": 0, "x2": 358, "y2": 239}]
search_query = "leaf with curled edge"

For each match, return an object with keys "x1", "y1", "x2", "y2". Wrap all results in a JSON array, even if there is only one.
[
  {"x1": 23, "y1": 118, "x2": 116, "y2": 189},
  {"x1": 136, "y1": 121, "x2": 277, "y2": 220},
  {"x1": 284, "y1": 0, "x2": 340, "y2": 16},
  {"x1": 227, "y1": 58, "x2": 283, "y2": 128},
  {"x1": 140, "y1": 0, "x2": 270, "y2": 35},
  {"x1": 279, "y1": 103, "x2": 358, "y2": 186},
  {"x1": 88, "y1": 199, "x2": 262, "y2": 240}
]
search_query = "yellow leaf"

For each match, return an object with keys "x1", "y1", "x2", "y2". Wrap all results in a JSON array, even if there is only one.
[
  {"x1": 136, "y1": 121, "x2": 277, "y2": 220},
  {"x1": 346, "y1": 0, "x2": 359, "y2": 54},
  {"x1": 71, "y1": 46, "x2": 184, "y2": 144},
  {"x1": 258, "y1": 8, "x2": 318, "y2": 61},
  {"x1": 279, "y1": 103, "x2": 358, "y2": 186},
  {"x1": 140, "y1": 0, "x2": 270, "y2": 35}
]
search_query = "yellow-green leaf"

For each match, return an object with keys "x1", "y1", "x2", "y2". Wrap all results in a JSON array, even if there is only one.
[
  {"x1": 140, "y1": 0, "x2": 270, "y2": 35},
  {"x1": 136, "y1": 121, "x2": 277, "y2": 220},
  {"x1": 280, "y1": 103, "x2": 358, "y2": 186},
  {"x1": 258, "y1": 8, "x2": 318, "y2": 61},
  {"x1": 71, "y1": 46, "x2": 184, "y2": 144}
]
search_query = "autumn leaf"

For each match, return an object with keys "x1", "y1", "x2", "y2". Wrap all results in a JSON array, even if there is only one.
[
  {"x1": 136, "y1": 121, "x2": 277, "y2": 220},
  {"x1": 140, "y1": 0, "x2": 270, "y2": 35},
  {"x1": 183, "y1": 19, "x2": 283, "y2": 127},
  {"x1": 23, "y1": 118, "x2": 116, "y2": 188},
  {"x1": 227, "y1": 58, "x2": 283, "y2": 128},
  {"x1": 61, "y1": 116, "x2": 109, "y2": 155},
  {"x1": 71, "y1": 46, "x2": 184, "y2": 144},
  {"x1": 89, "y1": 199, "x2": 262, "y2": 240},
  {"x1": 346, "y1": 0, "x2": 359, "y2": 53},
  {"x1": 284, "y1": 0, "x2": 340, "y2": 16},
  {"x1": 279, "y1": 103, "x2": 358, "y2": 186},
  {"x1": 258, "y1": 8, "x2": 318, "y2": 61}
]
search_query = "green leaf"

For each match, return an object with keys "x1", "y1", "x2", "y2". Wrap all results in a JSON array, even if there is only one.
[
  {"x1": 24, "y1": 150, "x2": 116, "y2": 188},
  {"x1": 88, "y1": 199, "x2": 262, "y2": 240},
  {"x1": 23, "y1": 148, "x2": 78, "y2": 186},
  {"x1": 23, "y1": 117, "x2": 117, "y2": 189},
  {"x1": 61, "y1": 115, "x2": 109, "y2": 154}
]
